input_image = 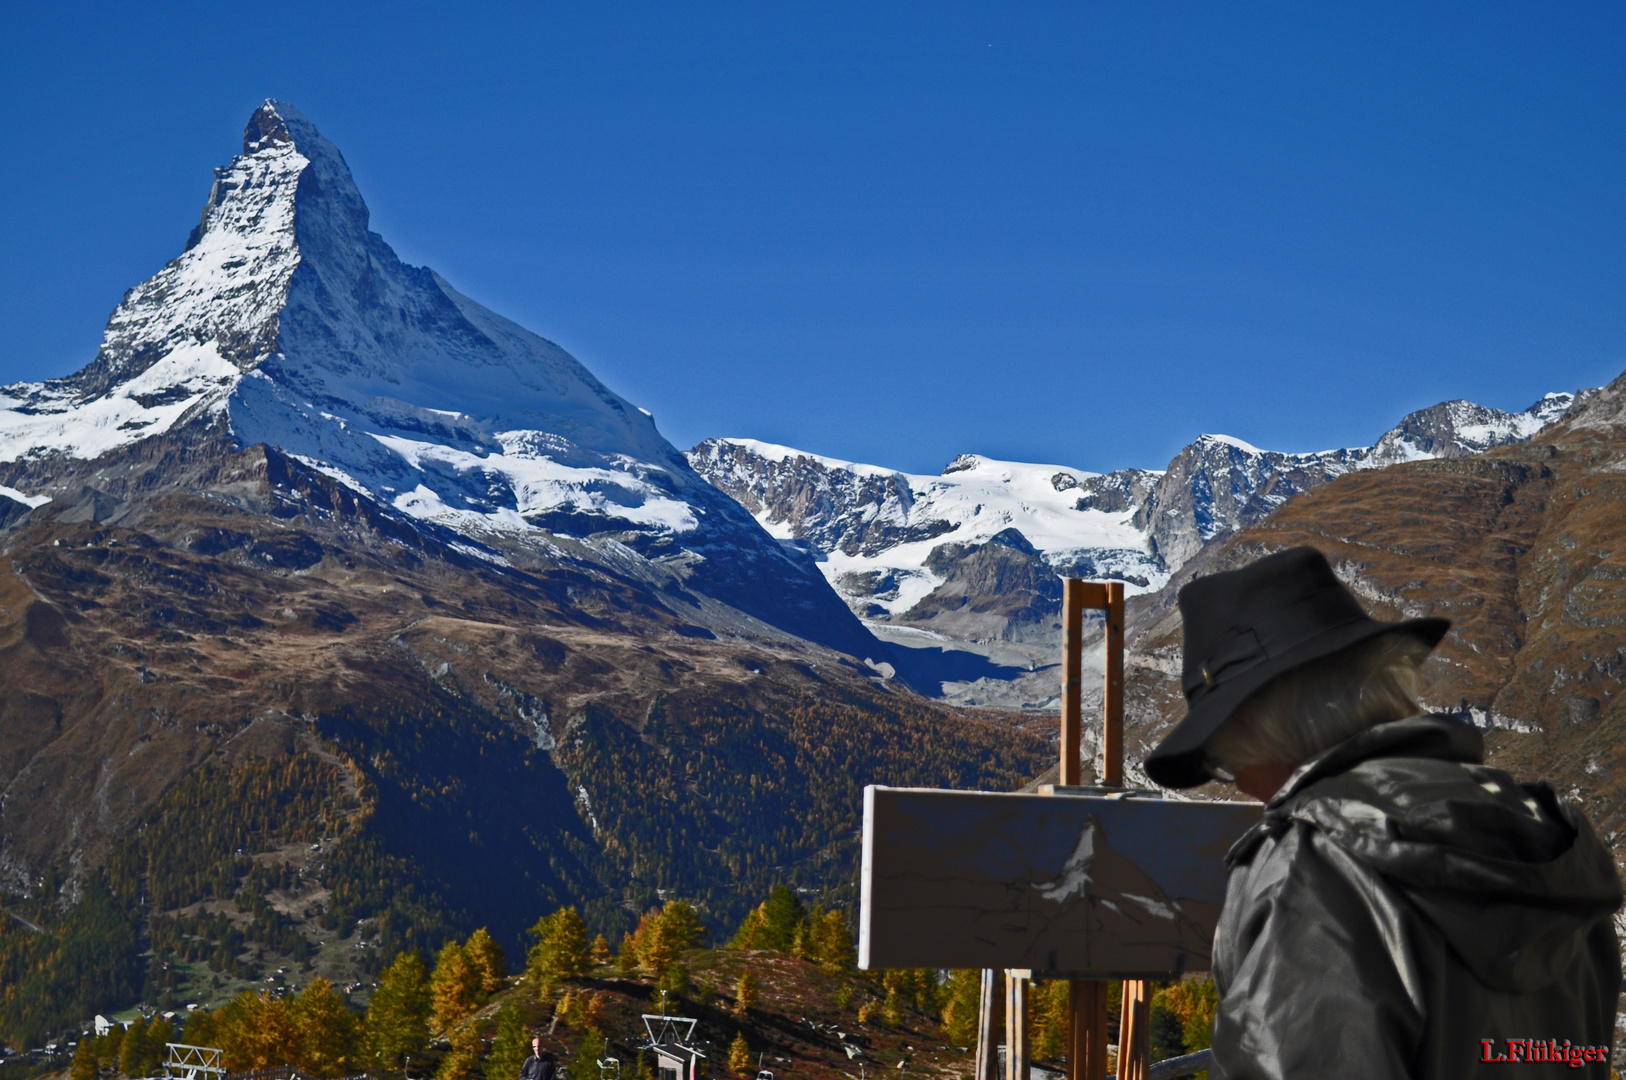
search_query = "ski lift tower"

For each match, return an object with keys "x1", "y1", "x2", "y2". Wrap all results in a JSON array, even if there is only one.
[
  {"x1": 638, "y1": 1015, "x2": 705, "y2": 1080},
  {"x1": 162, "y1": 1044, "x2": 225, "y2": 1080}
]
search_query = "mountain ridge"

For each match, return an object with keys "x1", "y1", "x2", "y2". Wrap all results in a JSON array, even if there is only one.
[{"x1": 687, "y1": 390, "x2": 1582, "y2": 646}]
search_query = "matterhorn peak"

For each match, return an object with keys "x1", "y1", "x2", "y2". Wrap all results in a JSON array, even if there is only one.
[
  {"x1": 244, "y1": 99, "x2": 295, "y2": 152},
  {"x1": 0, "y1": 101, "x2": 875, "y2": 655}
]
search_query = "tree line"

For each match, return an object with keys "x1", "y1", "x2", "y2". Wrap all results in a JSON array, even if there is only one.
[{"x1": 65, "y1": 883, "x2": 1219, "y2": 1080}]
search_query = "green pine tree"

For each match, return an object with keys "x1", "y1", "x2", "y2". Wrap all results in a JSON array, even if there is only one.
[
  {"x1": 483, "y1": 1002, "x2": 529, "y2": 1080},
  {"x1": 366, "y1": 950, "x2": 431, "y2": 1070},
  {"x1": 119, "y1": 1017, "x2": 148, "y2": 1077}
]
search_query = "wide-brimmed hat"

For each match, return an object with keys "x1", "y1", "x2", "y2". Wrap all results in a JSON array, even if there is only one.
[{"x1": 1143, "y1": 546, "x2": 1450, "y2": 789}]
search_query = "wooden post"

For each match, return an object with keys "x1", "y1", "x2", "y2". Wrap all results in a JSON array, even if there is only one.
[
  {"x1": 1004, "y1": 971, "x2": 1028, "y2": 1080},
  {"x1": 1068, "y1": 980, "x2": 1108, "y2": 1080},
  {"x1": 1060, "y1": 579, "x2": 1088, "y2": 785},
  {"x1": 1116, "y1": 979, "x2": 1151, "y2": 1080},
  {"x1": 975, "y1": 969, "x2": 1000, "y2": 1080},
  {"x1": 1099, "y1": 581, "x2": 1125, "y2": 787}
]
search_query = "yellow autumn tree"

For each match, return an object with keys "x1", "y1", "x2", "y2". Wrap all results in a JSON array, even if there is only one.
[
  {"x1": 733, "y1": 969, "x2": 759, "y2": 1016},
  {"x1": 940, "y1": 970, "x2": 982, "y2": 1046},
  {"x1": 430, "y1": 939, "x2": 482, "y2": 1036},
  {"x1": 465, "y1": 927, "x2": 508, "y2": 998},
  {"x1": 1155, "y1": 977, "x2": 1220, "y2": 1055},
  {"x1": 639, "y1": 900, "x2": 705, "y2": 975},
  {"x1": 526, "y1": 906, "x2": 590, "y2": 987},
  {"x1": 291, "y1": 978, "x2": 363, "y2": 1077},
  {"x1": 807, "y1": 910, "x2": 852, "y2": 974},
  {"x1": 214, "y1": 990, "x2": 300, "y2": 1071},
  {"x1": 728, "y1": 1032, "x2": 752, "y2": 1075}
]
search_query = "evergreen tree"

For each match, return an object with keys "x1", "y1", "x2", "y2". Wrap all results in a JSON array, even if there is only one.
[
  {"x1": 807, "y1": 911, "x2": 852, "y2": 975},
  {"x1": 639, "y1": 901, "x2": 704, "y2": 976},
  {"x1": 143, "y1": 1016, "x2": 175, "y2": 1076},
  {"x1": 366, "y1": 950, "x2": 431, "y2": 1070},
  {"x1": 656, "y1": 961, "x2": 688, "y2": 998},
  {"x1": 728, "y1": 1032, "x2": 752, "y2": 1075},
  {"x1": 214, "y1": 991, "x2": 299, "y2": 1071},
  {"x1": 589, "y1": 934, "x2": 612, "y2": 966},
  {"x1": 525, "y1": 908, "x2": 586, "y2": 988},
  {"x1": 940, "y1": 970, "x2": 981, "y2": 1047},
  {"x1": 1149, "y1": 1002, "x2": 1185, "y2": 1066},
  {"x1": 731, "y1": 887, "x2": 805, "y2": 952},
  {"x1": 1028, "y1": 982, "x2": 1069, "y2": 1062},
  {"x1": 578, "y1": 1027, "x2": 607, "y2": 1066},
  {"x1": 119, "y1": 1016, "x2": 148, "y2": 1077},
  {"x1": 789, "y1": 923, "x2": 810, "y2": 961},
  {"x1": 436, "y1": 1023, "x2": 482, "y2": 1080},
  {"x1": 71, "y1": 1037, "x2": 98, "y2": 1080},
  {"x1": 616, "y1": 931, "x2": 640, "y2": 977},
  {"x1": 761, "y1": 888, "x2": 804, "y2": 950},
  {"x1": 465, "y1": 928, "x2": 508, "y2": 999},
  {"x1": 291, "y1": 978, "x2": 362, "y2": 1077},
  {"x1": 483, "y1": 1002, "x2": 529, "y2": 1080},
  {"x1": 880, "y1": 987, "x2": 903, "y2": 1028},
  {"x1": 1154, "y1": 978, "x2": 1219, "y2": 1056},
  {"x1": 430, "y1": 940, "x2": 481, "y2": 1035},
  {"x1": 101, "y1": 1025, "x2": 126, "y2": 1073}
]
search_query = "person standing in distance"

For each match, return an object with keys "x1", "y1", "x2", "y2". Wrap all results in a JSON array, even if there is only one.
[
  {"x1": 1145, "y1": 546, "x2": 1622, "y2": 1079},
  {"x1": 521, "y1": 1037, "x2": 557, "y2": 1080}
]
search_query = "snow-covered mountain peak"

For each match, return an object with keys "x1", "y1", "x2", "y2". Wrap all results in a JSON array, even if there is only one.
[
  {"x1": 690, "y1": 388, "x2": 1585, "y2": 646},
  {"x1": 0, "y1": 101, "x2": 874, "y2": 655}
]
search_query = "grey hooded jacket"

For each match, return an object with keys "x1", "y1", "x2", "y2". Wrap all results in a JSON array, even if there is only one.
[{"x1": 1211, "y1": 715, "x2": 1622, "y2": 1079}]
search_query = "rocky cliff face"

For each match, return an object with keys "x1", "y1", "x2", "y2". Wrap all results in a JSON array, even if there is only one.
[{"x1": 0, "y1": 100, "x2": 872, "y2": 658}]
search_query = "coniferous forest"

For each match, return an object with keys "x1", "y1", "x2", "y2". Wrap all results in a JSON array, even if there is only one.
[{"x1": 0, "y1": 680, "x2": 1050, "y2": 1057}]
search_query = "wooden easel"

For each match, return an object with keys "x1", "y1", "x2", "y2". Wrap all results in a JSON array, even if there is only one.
[
  {"x1": 1059, "y1": 579, "x2": 1147, "y2": 1080},
  {"x1": 1060, "y1": 579, "x2": 1145, "y2": 1080},
  {"x1": 980, "y1": 580, "x2": 1140, "y2": 1080},
  {"x1": 869, "y1": 570, "x2": 1249, "y2": 1080}
]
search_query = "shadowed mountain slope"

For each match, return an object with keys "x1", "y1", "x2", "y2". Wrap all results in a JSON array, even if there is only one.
[{"x1": 1116, "y1": 368, "x2": 1626, "y2": 851}]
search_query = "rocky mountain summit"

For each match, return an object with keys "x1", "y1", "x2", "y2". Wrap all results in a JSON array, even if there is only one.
[
  {"x1": 0, "y1": 100, "x2": 871, "y2": 657},
  {"x1": 689, "y1": 392, "x2": 1580, "y2": 642}
]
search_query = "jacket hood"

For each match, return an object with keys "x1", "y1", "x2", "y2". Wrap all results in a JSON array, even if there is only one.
[{"x1": 1236, "y1": 714, "x2": 1623, "y2": 991}]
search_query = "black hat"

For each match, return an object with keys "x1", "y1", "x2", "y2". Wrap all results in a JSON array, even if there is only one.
[{"x1": 1143, "y1": 546, "x2": 1449, "y2": 789}]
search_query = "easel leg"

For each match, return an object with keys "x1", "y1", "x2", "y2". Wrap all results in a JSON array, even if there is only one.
[
  {"x1": 975, "y1": 969, "x2": 999, "y2": 1080},
  {"x1": 1068, "y1": 980, "x2": 1108, "y2": 1080},
  {"x1": 1004, "y1": 971, "x2": 1028, "y2": 1080},
  {"x1": 1116, "y1": 979, "x2": 1150, "y2": 1080}
]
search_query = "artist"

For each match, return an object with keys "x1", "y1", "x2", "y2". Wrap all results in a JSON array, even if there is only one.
[{"x1": 1144, "y1": 547, "x2": 1623, "y2": 1079}]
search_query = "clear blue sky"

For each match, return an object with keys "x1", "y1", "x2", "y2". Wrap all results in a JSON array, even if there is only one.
[{"x1": 2, "y1": 3, "x2": 1622, "y2": 475}]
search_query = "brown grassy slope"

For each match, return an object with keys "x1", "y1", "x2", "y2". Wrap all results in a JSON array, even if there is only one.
[
  {"x1": 0, "y1": 436, "x2": 1050, "y2": 948},
  {"x1": 1122, "y1": 368, "x2": 1626, "y2": 838}
]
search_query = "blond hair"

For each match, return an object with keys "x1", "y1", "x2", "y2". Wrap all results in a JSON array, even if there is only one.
[{"x1": 1203, "y1": 632, "x2": 1431, "y2": 773}]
